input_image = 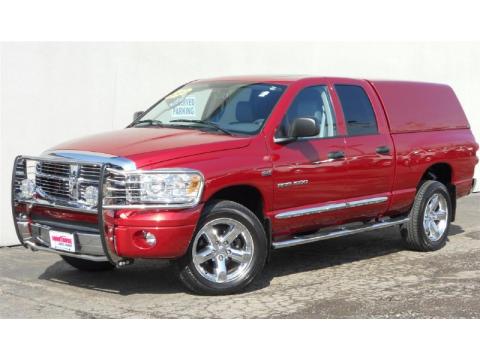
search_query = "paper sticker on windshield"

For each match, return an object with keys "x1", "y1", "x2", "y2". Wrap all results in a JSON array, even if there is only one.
[
  {"x1": 166, "y1": 88, "x2": 192, "y2": 108},
  {"x1": 171, "y1": 96, "x2": 196, "y2": 117}
]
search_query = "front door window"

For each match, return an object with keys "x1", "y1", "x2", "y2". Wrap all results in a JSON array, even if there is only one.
[{"x1": 276, "y1": 85, "x2": 337, "y2": 139}]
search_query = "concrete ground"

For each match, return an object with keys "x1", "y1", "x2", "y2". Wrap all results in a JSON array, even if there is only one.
[{"x1": 1, "y1": 194, "x2": 479, "y2": 318}]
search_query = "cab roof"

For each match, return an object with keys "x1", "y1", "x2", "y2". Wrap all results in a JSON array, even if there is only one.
[
  {"x1": 195, "y1": 75, "x2": 363, "y2": 84},
  {"x1": 196, "y1": 75, "x2": 453, "y2": 87}
]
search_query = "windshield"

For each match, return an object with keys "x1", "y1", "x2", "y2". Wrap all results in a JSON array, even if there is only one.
[{"x1": 131, "y1": 81, "x2": 286, "y2": 135}]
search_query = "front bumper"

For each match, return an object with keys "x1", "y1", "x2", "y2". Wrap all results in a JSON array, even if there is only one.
[
  {"x1": 19, "y1": 221, "x2": 108, "y2": 262},
  {"x1": 12, "y1": 155, "x2": 203, "y2": 265},
  {"x1": 13, "y1": 203, "x2": 203, "y2": 263}
]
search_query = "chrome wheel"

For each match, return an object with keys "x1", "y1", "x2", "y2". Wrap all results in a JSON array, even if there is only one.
[
  {"x1": 423, "y1": 193, "x2": 449, "y2": 242},
  {"x1": 192, "y1": 218, "x2": 255, "y2": 284}
]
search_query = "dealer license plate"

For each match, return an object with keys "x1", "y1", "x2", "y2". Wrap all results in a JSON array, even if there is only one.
[{"x1": 49, "y1": 231, "x2": 76, "y2": 252}]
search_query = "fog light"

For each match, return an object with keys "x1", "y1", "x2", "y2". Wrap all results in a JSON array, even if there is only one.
[
  {"x1": 143, "y1": 231, "x2": 157, "y2": 246},
  {"x1": 84, "y1": 186, "x2": 98, "y2": 207},
  {"x1": 20, "y1": 179, "x2": 35, "y2": 199}
]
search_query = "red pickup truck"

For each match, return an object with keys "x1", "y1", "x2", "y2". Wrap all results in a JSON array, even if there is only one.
[{"x1": 12, "y1": 76, "x2": 478, "y2": 295}]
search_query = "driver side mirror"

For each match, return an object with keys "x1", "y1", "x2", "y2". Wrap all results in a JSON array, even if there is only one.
[
  {"x1": 133, "y1": 111, "x2": 144, "y2": 121},
  {"x1": 275, "y1": 117, "x2": 319, "y2": 144}
]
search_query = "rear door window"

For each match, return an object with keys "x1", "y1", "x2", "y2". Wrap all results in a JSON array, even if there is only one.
[{"x1": 335, "y1": 85, "x2": 378, "y2": 136}]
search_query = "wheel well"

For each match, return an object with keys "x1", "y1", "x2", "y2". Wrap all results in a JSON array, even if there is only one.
[
  {"x1": 419, "y1": 163, "x2": 456, "y2": 221},
  {"x1": 208, "y1": 185, "x2": 264, "y2": 221},
  {"x1": 420, "y1": 163, "x2": 452, "y2": 186},
  {"x1": 207, "y1": 185, "x2": 272, "y2": 253}
]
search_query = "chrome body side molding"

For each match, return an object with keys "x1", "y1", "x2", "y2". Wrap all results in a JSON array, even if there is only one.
[
  {"x1": 272, "y1": 217, "x2": 409, "y2": 249},
  {"x1": 275, "y1": 196, "x2": 389, "y2": 219}
]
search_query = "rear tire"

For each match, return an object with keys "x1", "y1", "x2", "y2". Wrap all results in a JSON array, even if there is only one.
[
  {"x1": 61, "y1": 255, "x2": 115, "y2": 271},
  {"x1": 177, "y1": 200, "x2": 267, "y2": 295},
  {"x1": 403, "y1": 180, "x2": 452, "y2": 251}
]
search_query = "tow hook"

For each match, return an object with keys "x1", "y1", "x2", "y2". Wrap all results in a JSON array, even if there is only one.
[
  {"x1": 27, "y1": 243, "x2": 38, "y2": 252},
  {"x1": 116, "y1": 259, "x2": 134, "y2": 268}
]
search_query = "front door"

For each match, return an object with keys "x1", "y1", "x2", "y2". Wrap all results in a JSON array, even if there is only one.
[{"x1": 270, "y1": 82, "x2": 350, "y2": 235}]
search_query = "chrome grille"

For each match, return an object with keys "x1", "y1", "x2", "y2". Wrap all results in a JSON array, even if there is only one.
[
  {"x1": 37, "y1": 162, "x2": 70, "y2": 177},
  {"x1": 13, "y1": 153, "x2": 137, "y2": 213},
  {"x1": 36, "y1": 176, "x2": 70, "y2": 199},
  {"x1": 103, "y1": 168, "x2": 145, "y2": 207},
  {"x1": 104, "y1": 168, "x2": 129, "y2": 206},
  {"x1": 34, "y1": 162, "x2": 73, "y2": 200},
  {"x1": 79, "y1": 164, "x2": 101, "y2": 181},
  {"x1": 14, "y1": 158, "x2": 27, "y2": 192},
  {"x1": 32, "y1": 160, "x2": 102, "y2": 203}
]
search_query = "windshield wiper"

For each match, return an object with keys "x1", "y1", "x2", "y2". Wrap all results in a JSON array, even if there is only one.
[
  {"x1": 169, "y1": 119, "x2": 233, "y2": 136},
  {"x1": 133, "y1": 119, "x2": 165, "y2": 127},
  {"x1": 133, "y1": 119, "x2": 191, "y2": 129}
]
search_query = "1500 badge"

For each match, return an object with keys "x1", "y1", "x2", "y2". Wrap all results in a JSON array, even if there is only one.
[{"x1": 277, "y1": 179, "x2": 309, "y2": 188}]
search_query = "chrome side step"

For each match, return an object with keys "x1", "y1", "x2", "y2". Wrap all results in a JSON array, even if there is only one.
[{"x1": 272, "y1": 217, "x2": 409, "y2": 249}]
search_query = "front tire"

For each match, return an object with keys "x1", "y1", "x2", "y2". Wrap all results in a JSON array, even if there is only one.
[
  {"x1": 403, "y1": 180, "x2": 452, "y2": 251},
  {"x1": 61, "y1": 255, "x2": 115, "y2": 271},
  {"x1": 178, "y1": 200, "x2": 267, "y2": 295}
]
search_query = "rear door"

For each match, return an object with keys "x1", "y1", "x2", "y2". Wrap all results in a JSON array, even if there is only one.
[{"x1": 332, "y1": 80, "x2": 395, "y2": 218}]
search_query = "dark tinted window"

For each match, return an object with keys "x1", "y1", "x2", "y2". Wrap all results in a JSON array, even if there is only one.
[{"x1": 335, "y1": 85, "x2": 378, "y2": 136}]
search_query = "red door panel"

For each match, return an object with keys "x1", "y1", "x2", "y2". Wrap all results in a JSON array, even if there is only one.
[
  {"x1": 269, "y1": 81, "x2": 351, "y2": 235},
  {"x1": 332, "y1": 80, "x2": 395, "y2": 218},
  {"x1": 343, "y1": 134, "x2": 395, "y2": 217},
  {"x1": 271, "y1": 137, "x2": 349, "y2": 234}
]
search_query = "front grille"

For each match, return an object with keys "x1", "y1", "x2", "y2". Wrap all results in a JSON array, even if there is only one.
[
  {"x1": 34, "y1": 161, "x2": 73, "y2": 200},
  {"x1": 13, "y1": 154, "x2": 136, "y2": 213},
  {"x1": 103, "y1": 169, "x2": 129, "y2": 206},
  {"x1": 79, "y1": 164, "x2": 101, "y2": 181},
  {"x1": 36, "y1": 175, "x2": 71, "y2": 199},
  {"x1": 14, "y1": 159, "x2": 27, "y2": 192},
  {"x1": 14, "y1": 159, "x2": 103, "y2": 205},
  {"x1": 37, "y1": 162, "x2": 70, "y2": 177}
]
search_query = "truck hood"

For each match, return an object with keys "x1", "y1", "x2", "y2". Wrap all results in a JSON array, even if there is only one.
[{"x1": 47, "y1": 127, "x2": 251, "y2": 168}]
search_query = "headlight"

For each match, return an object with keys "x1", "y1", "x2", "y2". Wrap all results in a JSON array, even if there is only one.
[{"x1": 124, "y1": 170, "x2": 204, "y2": 206}]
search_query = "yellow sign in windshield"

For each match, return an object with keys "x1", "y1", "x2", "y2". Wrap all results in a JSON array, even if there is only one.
[{"x1": 165, "y1": 88, "x2": 193, "y2": 107}]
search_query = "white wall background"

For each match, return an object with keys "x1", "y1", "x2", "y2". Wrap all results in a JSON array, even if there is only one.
[{"x1": 1, "y1": 42, "x2": 479, "y2": 246}]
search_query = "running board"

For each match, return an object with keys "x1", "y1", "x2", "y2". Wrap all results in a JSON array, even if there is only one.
[{"x1": 272, "y1": 217, "x2": 409, "y2": 249}]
